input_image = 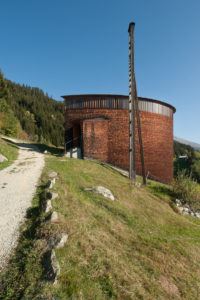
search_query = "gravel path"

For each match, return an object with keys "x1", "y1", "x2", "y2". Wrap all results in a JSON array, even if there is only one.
[{"x1": 0, "y1": 141, "x2": 44, "y2": 270}]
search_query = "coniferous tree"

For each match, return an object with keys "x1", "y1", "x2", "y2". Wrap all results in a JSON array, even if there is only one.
[
  {"x1": 0, "y1": 71, "x2": 8, "y2": 100},
  {"x1": 0, "y1": 71, "x2": 20, "y2": 136},
  {"x1": 0, "y1": 69, "x2": 64, "y2": 144}
]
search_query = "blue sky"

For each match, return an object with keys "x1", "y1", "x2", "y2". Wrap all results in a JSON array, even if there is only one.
[{"x1": 0, "y1": 0, "x2": 200, "y2": 143}]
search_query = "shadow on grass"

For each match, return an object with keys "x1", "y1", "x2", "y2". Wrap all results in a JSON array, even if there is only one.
[
  {"x1": 33, "y1": 143, "x2": 64, "y2": 157},
  {"x1": 148, "y1": 183, "x2": 175, "y2": 199},
  {"x1": 2, "y1": 137, "x2": 64, "y2": 157}
]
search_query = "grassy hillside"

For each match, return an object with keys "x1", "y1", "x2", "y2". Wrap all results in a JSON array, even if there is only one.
[
  {"x1": 1, "y1": 155, "x2": 200, "y2": 299},
  {"x1": 0, "y1": 138, "x2": 18, "y2": 170}
]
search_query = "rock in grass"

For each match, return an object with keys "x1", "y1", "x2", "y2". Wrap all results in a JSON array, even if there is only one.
[
  {"x1": 182, "y1": 207, "x2": 190, "y2": 215},
  {"x1": 46, "y1": 191, "x2": 58, "y2": 200},
  {"x1": 0, "y1": 154, "x2": 8, "y2": 163},
  {"x1": 55, "y1": 233, "x2": 68, "y2": 249},
  {"x1": 175, "y1": 199, "x2": 182, "y2": 207},
  {"x1": 51, "y1": 192, "x2": 59, "y2": 200},
  {"x1": 51, "y1": 211, "x2": 59, "y2": 223},
  {"x1": 49, "y1": 171, "x2": 58, "y2": 179},
  {"x1": 51, "y1": 250, "x2": 60, "y2": 284},
  {"x1": 85, "y1": 186, "x2": 115, "y2": 201},
  {"x1": 47, "y1": 178, "x2": 56, "y2": 189},
  {"x1": 45, "y1": 200, "x2": 52, "y2": 213},
  {"x1": 48, "y1": 233, "x2": 68, "y2": 249}
]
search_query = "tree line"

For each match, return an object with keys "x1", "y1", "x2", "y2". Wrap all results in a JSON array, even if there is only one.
[{"x1": 0, "y1": 71, "x2": 64, "y2": 146}]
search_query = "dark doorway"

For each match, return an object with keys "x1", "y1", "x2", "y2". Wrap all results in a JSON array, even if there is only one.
[
  {"x1": 65, "y1": 124, "x2": 82, "y2": 153},
  {"x1": 73, "y1": 124, "x2": 81, "y2": 148}
]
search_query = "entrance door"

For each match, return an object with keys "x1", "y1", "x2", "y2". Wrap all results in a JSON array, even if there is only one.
[
  {"x1": 65, "y1": 127, "x2": 73, "y2": 150},
  {"x1": 73, "y1": 124, "x2": 81, "y2": 148},
  {"x1": 65, "y1": 124, "x2": 83, "y2": 157}
]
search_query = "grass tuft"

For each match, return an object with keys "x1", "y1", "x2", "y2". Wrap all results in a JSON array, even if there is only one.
[{"x1": 0, "y1": 137, "x2": 18, "y2": 170}]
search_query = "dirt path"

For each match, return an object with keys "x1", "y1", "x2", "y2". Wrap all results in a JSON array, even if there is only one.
[{"x1": 0, "y1": 141, "x2": 44, "y2": 270}]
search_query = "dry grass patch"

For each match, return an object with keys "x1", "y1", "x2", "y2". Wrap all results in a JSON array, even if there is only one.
[
  {"x1": 1, "y1": 156, "x2": 200, "y2": 299},
  {"x1": 44, "y1": 157, "x2": 200, "y2": 299}
]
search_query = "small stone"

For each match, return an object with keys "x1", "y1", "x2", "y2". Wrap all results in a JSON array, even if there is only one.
[
  {"x1": 0, "y1": 154, "x2": 8, "y2": 163},
  {"x1": 182, "y1": 207, "x2": 189, "y2": 215},
  {"x1": 49, "y1": 171, "x2": 58, "y2": 179},
  {"x1": 56, "y1": 233, "x2": 68, "y2": 249},
  {"x1": 85, "y1": 186, "x2": 115, "y2": 201},
  {"x1": 47, "y1": 178, "x2": 56, "y2": 189},
  {"x1": 51, "y1": 250, "x2": 60, "y2": 284},
  {"x1": 44, "y1": 150, "x2": 48, "y2": 154},
  {"x1": 45, "y1": 200, "x2": 52, "y2": 213},
  {"x1": 48, "y1": 235, "x2": 60, "y2": 249},
  {"x1": 175, "y1": 199, "x2": 182, "y2": 207},
  {"x1": 183, "y1": 207, "x2": 189, "y2": 213},
  {"x1": 51, "y1": 192, "x2": 58, "y2": 200},
  {"x1": 51, "y1": 211, "x2": 59, "y2": 223},
  {"x1": 195, "y1": 212, "x2": 200, "y2": 218}
]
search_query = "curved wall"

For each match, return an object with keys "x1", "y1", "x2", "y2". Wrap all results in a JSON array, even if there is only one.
[{"x1": 64, "y1": 95, "x2": 175, "y2": 183}]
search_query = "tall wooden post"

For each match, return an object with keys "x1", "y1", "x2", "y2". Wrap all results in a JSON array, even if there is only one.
[
  {"x1": 128, "y1": 22, "x2": 146, "y2": 185},
  {"x1": 128, "y1": 22, "x2": 136, "y2": 181}
]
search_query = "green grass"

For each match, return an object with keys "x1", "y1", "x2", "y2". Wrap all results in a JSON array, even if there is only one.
[
  {"x1": 0, "y1": 138, "x2": 18, "y2": 170},
  {"x1": 1, "y1": 156, "x2": 200, "y2": 299}
]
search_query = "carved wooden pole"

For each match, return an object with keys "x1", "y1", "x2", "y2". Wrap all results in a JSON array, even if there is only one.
[{"x1": 128, "y1": 22, "x2": 136, "y2": 181}]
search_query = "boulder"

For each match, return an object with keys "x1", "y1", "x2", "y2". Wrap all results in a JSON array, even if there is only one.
[
  {"x1": 0, "y1": 154, "x2": 8, "y2": 163},
  {"x1": 49, "y1": 171, "x2": 58, "y2": 179},
  {"x1": 85, "y1": 186, "x2": 115, "y2": 201}
]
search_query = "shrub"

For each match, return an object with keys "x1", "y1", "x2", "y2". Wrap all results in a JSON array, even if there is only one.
[
  {"x1": 191, "y1": 159, "x2": 200, "y2": 183},
  {"x1": 172, "y1": 171, "x2": 200, "y2": 210}
]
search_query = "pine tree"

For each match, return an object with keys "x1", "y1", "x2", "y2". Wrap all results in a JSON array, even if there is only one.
[{"x1": 0, "y1": 71, "x2": 8, "y2": 100}]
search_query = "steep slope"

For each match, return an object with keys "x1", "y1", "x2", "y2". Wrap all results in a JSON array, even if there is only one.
[
  {"x1": 1, "y1": 156, "x2": 200, "y2": 299},
  {"x1": 5, "y1": 79, "x2": 64, "y2": 146}
]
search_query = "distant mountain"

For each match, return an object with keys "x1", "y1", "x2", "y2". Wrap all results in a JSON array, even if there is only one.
[{"x1": 174, "y1": 136, "x2": 200, "y2": 151}]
